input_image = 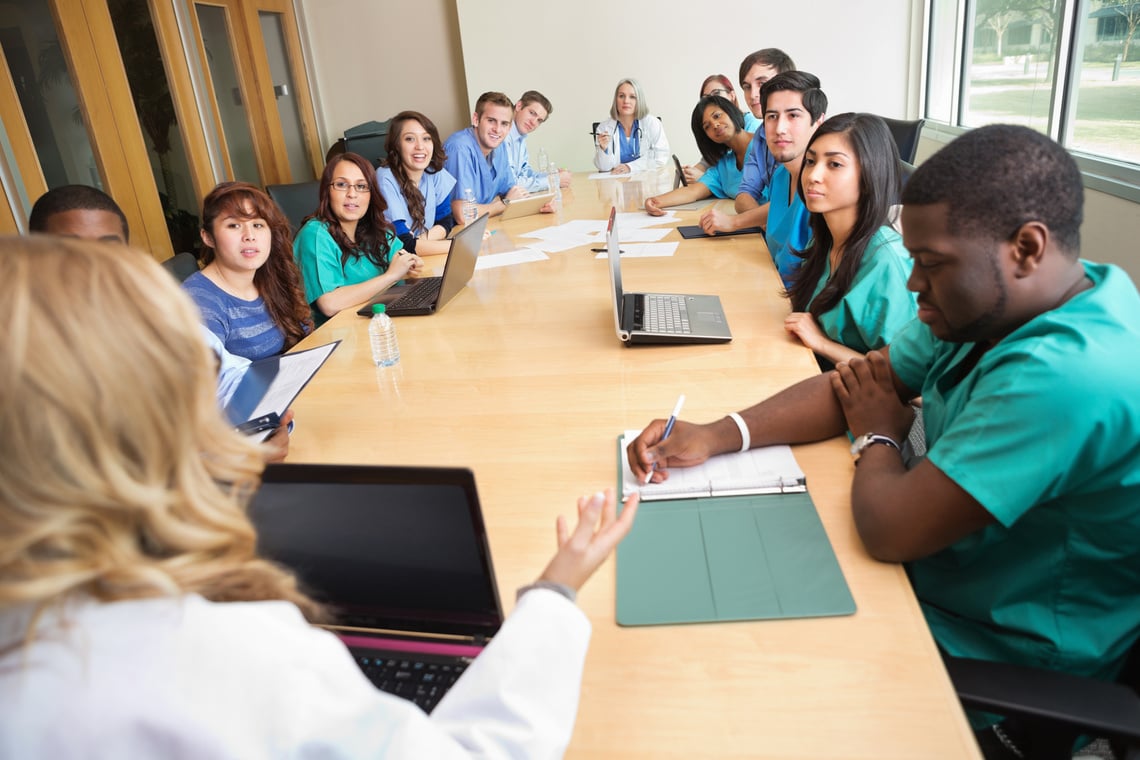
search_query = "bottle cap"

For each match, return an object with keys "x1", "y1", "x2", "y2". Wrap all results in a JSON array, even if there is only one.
[{"x1": 372, "y1": 303, "x2": 387, "y2": 314}]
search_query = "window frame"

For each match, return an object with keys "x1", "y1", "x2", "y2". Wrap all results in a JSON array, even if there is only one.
[{"x1": 921, "y1": 0, "x2": 1140, "y2": 204}]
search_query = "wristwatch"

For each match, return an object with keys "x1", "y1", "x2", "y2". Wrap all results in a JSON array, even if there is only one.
[{"x1": 850, "y1": 432, "x2": 901, "y2": 463}]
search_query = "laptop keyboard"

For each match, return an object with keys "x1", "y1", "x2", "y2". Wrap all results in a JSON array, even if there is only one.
[
  {"x1": 351, "y1": 649, "x2": 470, "y2": 713},
  {"x1": 389, "y1": 278, "x2": 442, "y2": 310},
  {"x1": 634, "y1": 294, "x2": 692, "y2": 334}
]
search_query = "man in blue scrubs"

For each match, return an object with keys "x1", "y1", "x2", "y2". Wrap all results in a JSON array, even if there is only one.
[
  {"x1": 443, "y1": 91, "x2": 527, "y2": 223},
  {"x1": 698, "y1": 72, "x2": 826, "y2": 288},
  {"x1": 629, "y1": 125, "x2": 1140, "y2": 752}
]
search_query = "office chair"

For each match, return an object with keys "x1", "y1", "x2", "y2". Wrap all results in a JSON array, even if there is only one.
[
  {"x1": 266, "y1": 180, "x2": 320, "y2": 235},
  {"x1": 943, "y1": 640, "x2": 1140, "y2": 760},
  {"x1": 343, "y1": 119, "x2": 391, "y2": 168},
  {"x1": 880, "y1": 116, "x2": 925, "y2": 164},
  {"x1": 160, "y1": 251, "x2": 199, "y2": 283}
]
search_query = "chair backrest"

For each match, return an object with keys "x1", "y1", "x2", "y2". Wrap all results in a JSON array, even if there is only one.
[
  {"x1": 161, "y1": 251, "x2": 199, "y2": 283},
  {"x1": 880, "y1": 116, "x2": 925, "y2": 164},
  {"x1": 343, "y1": 119, "x2": 391, "y2": 168},
  {"x1": 266, "y1": 180, "x2": 320, "y2": 235}
]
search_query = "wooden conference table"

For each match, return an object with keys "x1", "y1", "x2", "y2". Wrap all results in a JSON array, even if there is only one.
[{"x1": 288, "y1": 172, "x2": 981, "y2": 758}]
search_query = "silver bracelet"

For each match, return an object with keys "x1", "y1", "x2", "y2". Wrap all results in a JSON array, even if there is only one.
[
  {"x1": 727, "y1": 412, "x2": 750, "y2": 453},
  {"x1": 516, "y1": 580, "x2": 576, "y2": 604}
]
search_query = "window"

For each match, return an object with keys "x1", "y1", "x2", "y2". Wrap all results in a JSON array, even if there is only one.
[{"x1": 925, "y1": 0, "x2": 1140, "y2": 200}]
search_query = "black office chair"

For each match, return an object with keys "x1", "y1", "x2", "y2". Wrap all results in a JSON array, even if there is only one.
[
  {"x1": 943, "y1": 640, "x2": 1140, "y2": 760},
  {"x1": 880, "y1": 116, "x2": 925, "y2": 164},
  {"x1": 160, "y1": 251, "x2": 199, "y2": 283},
  {"x1": 266, "y1": 180, "x2": 320, "y2": 235},
  {"x1": 343, "y1": 119, "x2": 391, "y2": 169}
]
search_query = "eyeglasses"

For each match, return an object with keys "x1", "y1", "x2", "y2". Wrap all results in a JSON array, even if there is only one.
[
  {"x1": 705, "y1": 88, "x2": 731, "y2": 98},
  {"x1": 330, "y1": 180, "x2": 370, "y2": 193}
]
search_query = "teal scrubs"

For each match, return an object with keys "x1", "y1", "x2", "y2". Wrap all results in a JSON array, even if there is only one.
[
  {"x1": 889, "y1": 261, "x2": 1140, "y2": 687},
  {"x1": 293, "y1": 219, "x2": 404, "y2": 326},
  {"x1": 809, "y1": 226, "x2": 915, "y2": 354}
]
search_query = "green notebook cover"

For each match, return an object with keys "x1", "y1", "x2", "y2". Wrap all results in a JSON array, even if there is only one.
[{"x1": 616, "y1": 438, "x2": 856, "y2": 626}]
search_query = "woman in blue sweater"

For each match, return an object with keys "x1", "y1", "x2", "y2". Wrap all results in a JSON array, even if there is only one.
[{"x1": 183, "y1": 182, "x2": 312, "y2": 360}]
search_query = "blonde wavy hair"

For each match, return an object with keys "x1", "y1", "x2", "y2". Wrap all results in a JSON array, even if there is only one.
[{"x1": 0, "y1": 236, "x2": 319, "y2": 627}]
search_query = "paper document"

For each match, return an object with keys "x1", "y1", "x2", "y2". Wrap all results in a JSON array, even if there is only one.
[
  {"x1": 595, "y1": 242, "x2": 678, "y2": 259},
  {"x1": 224, "y1": 341, "x2": 340, "y2": 439},
  {"x1": 475, "y1": 248, "x2": 548, "y2": 270},
  {"x1": 619, "y1": 430, "x2": 806, "y2": 500}
]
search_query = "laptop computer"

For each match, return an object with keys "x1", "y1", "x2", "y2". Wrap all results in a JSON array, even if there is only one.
[
  {"x1": 356, "y1": 212, "x2": 489, "y2": 317},
  {"x1": 499, "y1": 191, "x2": 555, "y2": 220},
  {"x1": 605, "y1": 207, "x2": 732, "y2": 345},
  {"x1": 248, "y1": 463, "x2": 503, "y2": 713},
  {"x1": 672, "y1": 154, "x2": 688, "y2": 189}
]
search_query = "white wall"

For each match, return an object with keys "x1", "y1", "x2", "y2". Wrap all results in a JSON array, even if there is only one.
[
  {"x1": 295, "y1": 0, "x2": 470, "y2": 149},
  {"x1": 454, "y1": 0, "x2": 922, "y2": 172}
]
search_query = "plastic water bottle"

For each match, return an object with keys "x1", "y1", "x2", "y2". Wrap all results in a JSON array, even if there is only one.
[
  {"x1": 537, "y1": 147, "x2": 549, "y2": 174},
  {"x1": 548, "y1": 157, "x2": 561, "y2": 202},
  {"x1": 461, "y1": 188, "x2": 477, "y2": 226},
  {"x1": 369, "y1": 303, "x2": 400, "y2": 367}
]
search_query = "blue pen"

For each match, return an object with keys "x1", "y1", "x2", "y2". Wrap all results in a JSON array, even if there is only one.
[{"x1": 645, "y1": 394, "x2": 686, "y2": 485}]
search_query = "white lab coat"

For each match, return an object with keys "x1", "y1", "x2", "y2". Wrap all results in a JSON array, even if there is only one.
[
  {"x1": 593, "y1": 115, "x2": 670, "y2": 173},
  {"x1": 0, "y1": 589, "x2": 590, "y2": 759}
]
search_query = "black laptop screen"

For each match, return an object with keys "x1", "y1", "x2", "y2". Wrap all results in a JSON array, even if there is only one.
[{"x1": 248, "y1": 465, "x2": 503, "y2": 639}]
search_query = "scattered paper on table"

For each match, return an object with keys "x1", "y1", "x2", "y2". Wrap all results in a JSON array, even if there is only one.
[
  {"x1": 594, "y1": 242, "x2": 678, "y2": 259},
  {"x1": 618, "y1": 227, "x2": 672, "y2": 243},
  {"x1": 475, "y1": 248, "x2": 549, "y2": 270}
]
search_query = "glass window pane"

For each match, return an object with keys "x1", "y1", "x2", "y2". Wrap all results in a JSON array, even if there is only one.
[
  {"x1": 259, "y1": 11, "x2": 311, "y2": 181},
  {"x1": 0, "y1": 3, "x2": 100, "y2": 189},
  {"x1": 1069, "y1": 2, "x2": 1140, "y2": 166},
  {"x1": 926, "y1": 0, "x2": 962, "y2": 124},
  {"x1": 107, "y1": 0, "x2": 201, "y2": 254},
  {"x1": 195, "y1": 3, "x2": 261, "y2": 184},
  {"x1": 963, "y1": 0, "x2": 1064, "y2": 132}
]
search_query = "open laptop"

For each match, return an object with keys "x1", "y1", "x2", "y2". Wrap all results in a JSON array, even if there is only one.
[
  {"x1": 248, "y1": 463, "x2": 503, "y2": 713},
  {"x1": 672, "y1": 154, "x2": 688, "y2": 189},
  {"x1": 605, "y1": 207, "x2": 732, "y2": 345},
  {"x1": 499, "y1": 191, "x2": 555, "y2": 220},
  {"x1": 356, "y1": 212, "x2": 488, "y2": 317}
]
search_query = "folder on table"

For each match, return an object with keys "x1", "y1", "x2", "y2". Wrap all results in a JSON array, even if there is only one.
[{"x1": 615, "y1": 436, "x2": 855, "y2": 626}]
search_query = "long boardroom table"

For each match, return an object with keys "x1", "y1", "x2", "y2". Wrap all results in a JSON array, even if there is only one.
[{"x1": 287, "y1": 171, "x2": 982, "y2": 758}]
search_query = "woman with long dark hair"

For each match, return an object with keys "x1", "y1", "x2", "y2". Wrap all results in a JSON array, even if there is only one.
[
  {"x1": 293, "y1": 152, "x2": 423, "y2": 324},
  {"x1": 645, "y1": 95, "x2": 753, "y2": 216},
  {"x1": 183, "y1": 181, "x2": 313, "y2": 360},
  {"x1": 377, "y1": 111, "x2": 456, "y2": 256},
  {"x1": 783, "y1": 112, "x2": 916, "y2": 369}
]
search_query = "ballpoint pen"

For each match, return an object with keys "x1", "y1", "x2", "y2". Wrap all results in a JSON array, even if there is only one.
[{"x1": 645, "y1": 393, "x2": 685, "y2": 485}]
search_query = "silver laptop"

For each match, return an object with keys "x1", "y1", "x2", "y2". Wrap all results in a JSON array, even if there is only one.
[
  {"x1": 249, "y1": 463, "x2": 503, "y2": 713},
  {"x1": 356, "y1": 212, "x2": 488, "y2": 317},
  {"x1": 605, "y1": 207, "x2": 732, "y2": 345}
]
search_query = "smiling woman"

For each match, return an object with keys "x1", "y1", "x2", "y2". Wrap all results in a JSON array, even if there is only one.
[
  {"x1": 182, "y1": 182, "x2": 313, "y2": 361},
  {"x1": 377, "y1": 111, "x2": 456, "y2": 257},
  {"x1": 644, "y1": 95, "x2": 753, "y2": 216}
]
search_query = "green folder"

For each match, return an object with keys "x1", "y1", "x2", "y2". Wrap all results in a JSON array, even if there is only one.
[{"x1": 616, "y1": 440, "x2": 856, "y2": 626}]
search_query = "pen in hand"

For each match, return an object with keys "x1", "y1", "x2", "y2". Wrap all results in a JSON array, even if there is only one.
[{"x1": 644, "y1": 394, "x2": 686, "y2": 485}]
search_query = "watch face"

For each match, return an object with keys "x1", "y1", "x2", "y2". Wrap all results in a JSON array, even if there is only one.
[{"x1": 850, "y1": 434, "x2": 870, "y2": 457}]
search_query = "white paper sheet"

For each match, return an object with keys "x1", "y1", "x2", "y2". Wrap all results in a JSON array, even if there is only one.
[
  {"x1": 474, "y1": 248, "x2": 549, "y2": 270},
  {"x1": 594, "y1": 242, "x2": 678, "y2": 259}
]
